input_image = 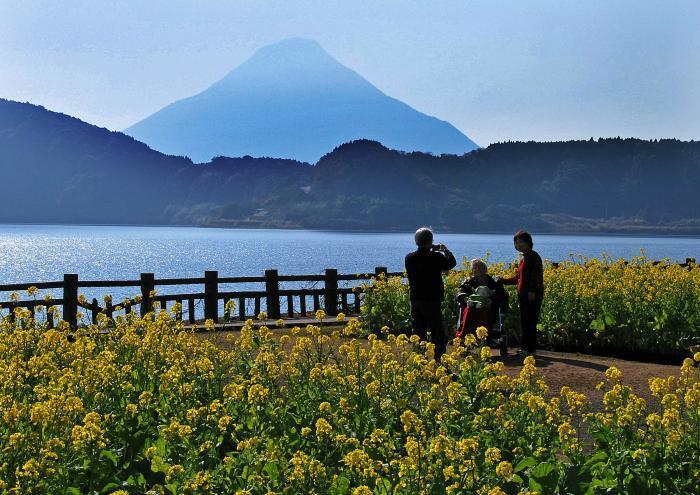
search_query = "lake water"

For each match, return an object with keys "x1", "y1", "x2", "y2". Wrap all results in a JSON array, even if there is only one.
[{"x1": 0, "y1": 224, "x2": 697, "y2": 305}]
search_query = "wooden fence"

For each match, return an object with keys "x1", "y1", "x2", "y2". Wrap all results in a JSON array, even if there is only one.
[
  {"x1": 0, "y1": 267, "x2": 402, "y2": 329},
  {"x1": 0, "y1": 258, "x2": 694, "y2": 329}
]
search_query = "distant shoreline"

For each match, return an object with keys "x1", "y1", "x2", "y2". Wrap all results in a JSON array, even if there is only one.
[{"x1": 1, "y1": 222, "x2": 699, "y2": 240}]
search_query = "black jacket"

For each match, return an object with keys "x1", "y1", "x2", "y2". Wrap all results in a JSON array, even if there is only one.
[
  {"x1": 458, "y1": 275, "x2": 510, "y2": 314},
  {"x1": 405, "y1": 247, "x2": 457, "y2": 302}
]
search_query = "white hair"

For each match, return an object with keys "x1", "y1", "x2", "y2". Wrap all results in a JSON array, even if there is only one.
[
  {"x1": 414, "y1": 227, "x2": 433, "y2": 247},
  {"x1": 471, "y1": 258, "x2": 488, "y2": 272}
]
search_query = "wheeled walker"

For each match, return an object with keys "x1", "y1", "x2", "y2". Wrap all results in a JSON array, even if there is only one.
[{"x1": 456, "y1": 288, "x2": 509, "y2": 357}]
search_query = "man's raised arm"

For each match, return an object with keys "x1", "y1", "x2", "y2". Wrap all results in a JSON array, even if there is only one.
[{"x1": 441, "y1": 248, "x2": 457, "y2": 271}]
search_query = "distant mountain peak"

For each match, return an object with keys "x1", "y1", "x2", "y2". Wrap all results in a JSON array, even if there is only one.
[
  {"x1": 209, "y1": 37, "x2": 370, "y2": 95},
  {"x1": 226, "y1": 38, "x2": 339, "y2": 74},
  {"x1": 125, "y1": 39, "x2": 478, "y2": 162},
  {"x1": 250, "y1": 37, "x2": 326, "y2": 56}
]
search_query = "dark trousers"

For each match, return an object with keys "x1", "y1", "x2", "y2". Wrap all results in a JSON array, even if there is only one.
[
  {"x1": 410, "y1": 300, "x2": 446, "y2": 361},
  {"x1": 519, "y1": 297, "x2": 542, "y2": 353}
]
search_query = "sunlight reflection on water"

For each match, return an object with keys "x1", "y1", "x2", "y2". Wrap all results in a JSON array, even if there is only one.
[{"x1": 0, "y1": 224, "x2": 697, "y2": 308}]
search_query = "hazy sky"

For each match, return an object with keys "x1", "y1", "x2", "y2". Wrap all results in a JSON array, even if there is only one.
[{"x1": 1, "y1": 0, "x2": 698, "y2": 145}]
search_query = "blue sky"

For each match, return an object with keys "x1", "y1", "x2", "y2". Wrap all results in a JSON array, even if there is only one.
[{"x1": 1, "y1": 0, "x2": 698, "y2": 145}]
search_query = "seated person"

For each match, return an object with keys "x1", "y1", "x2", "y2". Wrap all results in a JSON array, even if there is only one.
[{"x1": 455, "y1": 259, "x2": 509, "y2": 339}]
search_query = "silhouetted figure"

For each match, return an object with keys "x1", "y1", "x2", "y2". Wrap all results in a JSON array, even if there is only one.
[
  {"x1": 456, "y1": 258, "x2": 509, "y2": 341},
  {"x1": 501, "y1": 231, "x2": 544, "y2": 357},
  {"x1": 405, "y1": 227, "x2": 457, "y2": 361}
]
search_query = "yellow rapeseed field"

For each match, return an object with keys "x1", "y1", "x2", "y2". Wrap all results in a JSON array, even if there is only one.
[
  {"x1": 0, "y1": 302, "x2": 698, "y2": 494},
  {"x1": 362, "y1": 255, "x2": 700, "y2": 355}
]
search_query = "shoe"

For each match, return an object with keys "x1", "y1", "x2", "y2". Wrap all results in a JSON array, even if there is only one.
[{"x1": 517, "y1": 349, "x2": 536, "y2": 358}]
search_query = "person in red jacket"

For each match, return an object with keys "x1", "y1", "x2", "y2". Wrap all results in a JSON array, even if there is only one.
[{"x1": 500, "y1": 231, "x2": 544, "y2": 357}]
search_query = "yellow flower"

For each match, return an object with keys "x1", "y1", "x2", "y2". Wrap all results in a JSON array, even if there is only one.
[
  {"x1": 366, "y1": 380, "x2": 380, "y2": 397},
  {"x1": 71, "y1": 412, "x2": 106, "y2": 452},
  {"x1": 315, "y1": 418, "x2": 333, "y2": 438},
  {"x1": 144, "y1": 446, "x2": 157, "y2": 459},
  {"x1": 257, "y1": 311, "x2": 268, "y2": 320},
  {"x1": 400, "y1": 410, "x2": 423, "y2": 434},
  {"x1": 352, "y1": 487, "x2": 372, "y2": 495},
  {"x1": 495, "y1": 460, "x2": 513, "y2": 479},
  {"x1": 485, "y1": 447, "x2": 501, "y2": 464},
  {"x1": 166, "y1": 464, "x2": 185, "y2": 482},
  {"x1": 605, "y1": 366, "x2": 623, "y2": 383},
  {"x1": 336, "y1": 312, "x2": 346, "y2": 321},
  {"x1": 480, "y1": 346, "x2": 492, "y2": 360},
  {"x1": 246, "y1": 384, "x2": 270, "y2": 405},
  {"x1": 218, "y1": 415, "x2": 232, "y2": 432},
  {"x1": 632, "y1": 448, "x2": 647, "y2": 460},
  {"x1": 225, "y1": 299, "x2": 236, "y2": 315},
  {"x1": 315, "y1": 309, "x2": 326, "y2": 321},
  {"x1": 476, "y1": 325, "x2": 488, "y2": 340},
  {"x1": 343, "y1": 449, "x2": 375, "y2": 477}
]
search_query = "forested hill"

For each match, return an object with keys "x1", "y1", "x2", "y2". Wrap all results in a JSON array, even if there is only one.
[
  {"x1": 1, "y1": 98, "x2": 699, "y2": 233},
  {"x1": 0, "y1": 99, "x2": 311, "y2": 225},
  {"x1": 272, "y1": 138, "x2": 700, "y2": 233}
]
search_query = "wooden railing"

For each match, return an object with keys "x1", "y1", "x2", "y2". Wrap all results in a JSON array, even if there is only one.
[
  {"x1": 0, "y1": 267, "x2": 403, "y2": 328},
  {"x1": 0, "y1": 258, "x2": 695, "y2": 329}
]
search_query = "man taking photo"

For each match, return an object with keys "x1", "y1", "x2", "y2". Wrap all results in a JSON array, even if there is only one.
[{"x1": 405, "y1": 227, "x2": 457, "y2": 362}]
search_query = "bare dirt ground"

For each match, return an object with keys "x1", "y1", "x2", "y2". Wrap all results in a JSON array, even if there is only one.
[
  {"x1": 200, "y1": 328, "x2": 682, "y2": 410},
  {"x1": 491, "y1": 348, "x2": 681, "y2": 410}
]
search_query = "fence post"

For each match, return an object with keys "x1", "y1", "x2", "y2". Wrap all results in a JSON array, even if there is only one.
[
  {"x1": 374, "y1": 266, "x2": 388, "y2": 279},
  {"x1": 265, "y1": 269, "x2": 281, "y2": 319},
  {"x1": 324, "y1": 268, "x2": 339, "y2": 316},
  {"x1": 63, "y1": 274, "x2": 78, "y2": 329},
  {"x1": 204, "y1": 270, "x2": 219, "y2": 322},
  {"x1": 91, "y1": 298, "x2": 99, "y2": 324},
  {"x1": 140, "y1": 273, "x2": 155, "y2": 316}
]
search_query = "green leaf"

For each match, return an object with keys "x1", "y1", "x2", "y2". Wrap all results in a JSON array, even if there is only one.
[
  {"x1": 529, "y1": 478, "x2": 543, "y2": 492},
  {"x1": 263, "y1": 462, "x2": 280, "y2": 482},
  {"x1": 100, "y1": 449, "x2": 118, "y2": 467},
  {"x1": 561, "y1": 463, "x2": 593, "y2": 495},
  {"x1": 531, "y1": 462, "x2": 557, "y2": 478},
  {"x1": 590, "y1": 318, "x2": 605, "y2": 331},
  {"x1": 330, "y1": 475, "x2": 350, "y2": 495},
  {"x1": 150, "y1": 455, "x2": 169, "y2": 474},
  {"x1": 628, "y1": 474, "x2": 654, "y2": 495},
  {"x1": 515, "y1": 456, "x2": 538, "y2": 473},
  {"x1": 529, "y1": 462, "x2": 559, "y2": 491},
  {"x1": 100, "y1": 482, "x2": 121, "y2": 494},
  {"x1": 583, "y1": 450, "x2": 608, "y2": 469}
]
